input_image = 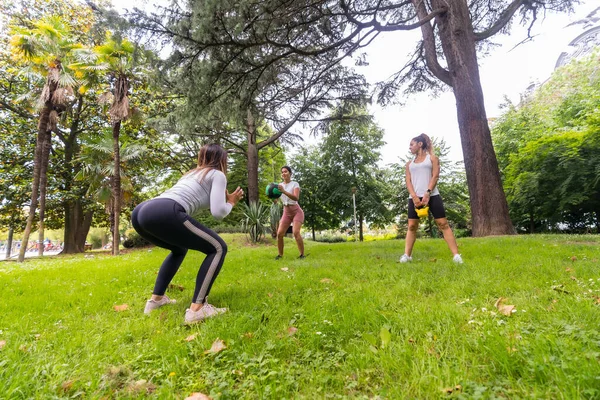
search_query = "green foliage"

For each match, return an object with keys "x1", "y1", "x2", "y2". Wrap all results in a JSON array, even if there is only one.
[
  {"x1": 493, "y1": 52, "x2": 600, "y2": 232},
  {"x1": 268, "y1": 202, "x2": 282, "y2": 238},
  {"x1": 122, "y1": 231, "x2": 150, "y2": 249},
  {"x1": 1, "y1": 234, "x2": 599, "y2": 398},
  {"x1": 241, "y1": 201, "x2": 269, "y2": 243}
]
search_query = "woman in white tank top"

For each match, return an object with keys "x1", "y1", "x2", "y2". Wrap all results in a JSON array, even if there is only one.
[{"x1": 400, "y1": 134, "x2": 463, "y2": 264}]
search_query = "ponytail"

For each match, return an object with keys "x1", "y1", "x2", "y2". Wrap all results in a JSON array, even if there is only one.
[{"x1": 412, "y1": 133, "x2": 434, "y2": 156}]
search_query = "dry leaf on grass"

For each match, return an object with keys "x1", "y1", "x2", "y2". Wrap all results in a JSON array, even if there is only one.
[
  {"x1": 127, "y1": 379, "x2": 156, "y2": 394},
  {"x1": 204, "y1": 338, "x2": 226, "y2": 354},
  {"x1": 185, "y1": 393, "x2": 212, "y2": 400},
  {"x1": 565, "y1": 267, "x2": 574, "y2": 272},
  {"x1": 571, "y1": 256, "x2": 577, "y2": 262},
  {"x1": 184, "y1": 333, "x2": 198, "y2": 342},
  {"x1": 280, "y1": 267, "x2": 289, "y2": 272},
  {"x1": 168, "y1": 284, "x2": 185, "y2": 291},
  {"x1": 442, "y1": 385, "x2": 462, "y2": 394},
  {"x1": 61, "y1": 380, "x2": 74, "y2": 393},
  {"x1": 494, "y1": 297, "x2": 516, "y2": 316},
  {"x1": 242, "y1": 332, "x2": 253, "y2": 339},
  {"x1": 320, "y1": 278, "x2": 334, "y2": 284},
  {"x1": 113, "y1": 304, "x2": 129, "y2": 312},
  {"x1": 287, "y1": 327, "x2": 298, "y2": 336},
  {"x1": 0, "y1": 340, "x2": 6, "y2": 349},
  {"x1": 267, "y1": 293, "x2": 273, "y2": 298}
]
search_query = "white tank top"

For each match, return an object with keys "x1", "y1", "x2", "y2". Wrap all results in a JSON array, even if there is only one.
[{"x1": 408, "y1": 154, "x2": 439, "y2": 198}]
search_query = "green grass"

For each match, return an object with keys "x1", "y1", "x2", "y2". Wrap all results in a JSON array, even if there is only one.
[{"x1": 1, "y1": 234, "x2": 599, "y2": 399}]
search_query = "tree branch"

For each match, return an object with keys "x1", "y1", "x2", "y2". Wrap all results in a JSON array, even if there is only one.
[
  {"x1": 473, "y1": 0, "x2": 525, "y2": 41},
  {"x1": 0, "y1": 99, "x2": 34, "y2": 120},
  {"x1": 411, "y1": 0, "x2": 451, "y2": 86}
]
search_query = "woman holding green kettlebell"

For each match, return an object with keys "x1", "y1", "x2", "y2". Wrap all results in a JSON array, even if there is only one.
[{"x1": 400, "y1": 134, "x2": 463, "y2": 264}]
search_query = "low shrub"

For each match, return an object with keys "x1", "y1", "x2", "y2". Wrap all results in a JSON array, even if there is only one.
[{"x1": 122, "y1": 232, "x2": 150, "y2": 249}]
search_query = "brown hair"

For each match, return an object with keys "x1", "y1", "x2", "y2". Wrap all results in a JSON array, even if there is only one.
[
  {"x1": 186, "y1": 143, "x2": 228, "y2": 180},
  {"x1": 411, "y1": 133, "x2": 434, "y2": 156}
]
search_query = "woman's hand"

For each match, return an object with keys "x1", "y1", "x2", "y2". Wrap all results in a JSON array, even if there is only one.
[
  {"x1": 277, "y1": 184, "x2": 285, "y2": 194},
  {"x1": 226, "y1": 187, "x2": 244, "y2": 206},
  {"x1": 421, "y1": 192, "x2": 430, "y2": 206},
  {"x1": 411, "y1": 194, "x2": 422, "y2": 208}
]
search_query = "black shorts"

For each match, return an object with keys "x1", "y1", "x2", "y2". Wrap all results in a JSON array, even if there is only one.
[{"x1": 408, "y1": 195, "x2": 446, "y2": 220}]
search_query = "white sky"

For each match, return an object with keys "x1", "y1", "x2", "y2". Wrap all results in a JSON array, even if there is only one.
[{"x1": 114, "y1": 0, "x2": 597, "y2": 164}]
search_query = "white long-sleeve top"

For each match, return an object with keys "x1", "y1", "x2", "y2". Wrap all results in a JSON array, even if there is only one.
[{"x1": 158, "y1": 169, "x2": 232, "y2": 220}]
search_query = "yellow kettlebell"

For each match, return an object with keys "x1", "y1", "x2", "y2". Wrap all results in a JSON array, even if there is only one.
[{"x1": 416, "y1": 206, "x2": 429, "y2": 218}]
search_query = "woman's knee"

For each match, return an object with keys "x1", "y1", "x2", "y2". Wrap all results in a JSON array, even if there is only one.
[
  {"x1": 436, "y1": 220, "x2": 450, "y2": 231},
  {"x1": 408, "y1": 222, "x2": 419, "y2": 232}
]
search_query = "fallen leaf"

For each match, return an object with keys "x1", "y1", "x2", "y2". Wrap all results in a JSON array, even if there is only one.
[
  {"x1": 0, "y1": 340, "x2": 5, "y2": 350},
  {"x1": 570, "y1": 276, "x2": 578, "y2": 281},
  {"x1": 243, "y1": 332, "x2": 253, "y2": 339},
  {"x1": 494, "y1": 297, "x2": 516, "y2": 316},
  {"x1": 320, "y1": 278, "x2": 334, "y2": 284},
  {"x1": 159, "y1": 311, "x2": 168, "y2": 321},
  {"x1": 61, "y1": 380, "x2": 74, "y2": 393},
  {"x1": 168, "y1": 284, "x2": 185, "y2": 292},
  {"x1": 280, "y1": 267, "x2": 289, "y2": 272},
  {"x1": 34, "y1": 334, "x2": 41, "y2": 340},
  {"x1": 19, "y1": 344, "x2": 28, "y2": 352},
  {"x1": 594, "y1": 297, "x2": 600, "y2": 305},
  {"x1": 429, "y1": 258, "x2": 437, "y2": 263},
  {"x1": 184, "y1": 333, "x2": 198, "y2": 342},
  {"x1": 565, "y1": 267, "x2": 574, "y2": 272},
  {"x1": 507, "y1": 346, "x2": 517, "y2": 353},
  {"x1": 127, "y1": 379, "x2": 156, "y2": 394},
  {"x1": 267, "y1": 293, "x2": 273, "y2": 298},
  {"x1": 185, "y1": 393, "x2": 212, "y2": 400},
  {"x1": 571, "y1": 256, "x2": 577, "y2": 262},
  {"x1": 287, "y1": 327, "x2": 298, "y2": 336},
  {"x1": 204, "y1": 338, "x2": 226, "y2": 354},
  {"x1": 113, "y1": 304, "x2": 129, "y2": 312}
]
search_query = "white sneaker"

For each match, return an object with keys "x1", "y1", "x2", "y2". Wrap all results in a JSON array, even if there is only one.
[
  {"x1": 144, "y1": 295, "x2": 176, "y2": 314},
  {"x1": 184, "y1": 303, "x2": 228, "y2": 324},
  {"x1": 453, "y1": 254, "x2": 463, "y2": 264},
  {"x1": 399, "y1": 254, "x2": 412, "y2": 263}
]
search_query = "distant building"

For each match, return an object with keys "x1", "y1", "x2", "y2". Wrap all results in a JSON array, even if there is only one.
[{"x1": 555, "y1": 7, "x2": 600, "y2": 69}]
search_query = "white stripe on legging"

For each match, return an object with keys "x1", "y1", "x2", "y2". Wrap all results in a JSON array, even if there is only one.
[{"x1": 183, "y1": 220, "x2": 224, "y2": 303}]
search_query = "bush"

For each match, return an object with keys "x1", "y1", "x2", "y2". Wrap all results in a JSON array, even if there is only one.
[
  {"x1": 123, "y1": 232, "x2": 150, "y2": 249},
  {"x1": 314, "y1": 234, "x2": 347, "y2": 243}
]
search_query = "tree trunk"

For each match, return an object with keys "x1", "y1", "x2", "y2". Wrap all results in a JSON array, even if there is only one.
[
  {"x1": 6, "y1": 227, "x2": 13, "y2": 259},
  {"x1": 37, "y1": 129, "x2": 52, "y2": 257},
  {"x1": 433, "y1": 0, "x2": 514, "y2": 237},
  {"x1": 112, "y1": 121, "x2": 121, "y2": 256},
  {"x1": 529, "y1": 212, "x2": 535, "y2": 234},
  {"x1": 246, "y1": 109, "x2": 259, "y2": 203},
  {"x1": 63, "y1": 199, "x2": 93, "y2": 253},
  {"x1": 18, "y1": 107, "x2": 50, "y2": 262},
  {"x1": 61, "y1": 94, "x2": 90, "y2": 253},
  {"x1": 359, "y1": 215, "x2": 364, "y2": 242}
]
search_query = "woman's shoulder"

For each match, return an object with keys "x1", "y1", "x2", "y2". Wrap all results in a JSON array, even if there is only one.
[{"x1": 428, "y1": 153, "x2": 439, "y2": 162}]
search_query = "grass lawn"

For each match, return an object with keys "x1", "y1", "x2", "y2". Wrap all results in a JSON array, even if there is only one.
[{"x1": 0, "y1": 234, "x2": 599, "y2": 399}]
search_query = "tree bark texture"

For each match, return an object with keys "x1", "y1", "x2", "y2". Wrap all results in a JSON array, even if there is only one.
[
  {"x1": 432, "y1": 0, "x2": 514, "y2": 236},
  {"x1": 6, "y1": 227, "x2": 13, "y2": 259},
  {"x1": 112, "y1": 120, "x2": 121, "y2": 256},
  {"x1": 37, "y1": 129, "x2": 51, "y2": 256},
  {"x1": 246, "y1": 109, "x2": 259, "y2": 204},
  {"x1": 63, "y1": 199, "x2": 93, "y2": 253},
  {"x1": 18, "y1": 105, "x2": 50, "y2": 262}
]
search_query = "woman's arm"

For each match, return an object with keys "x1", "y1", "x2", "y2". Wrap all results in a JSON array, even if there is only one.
[
  {"x1": 405, "y1": 162, "x2": 421, "y2": 206},
  {"x1": 422, "y1": 155, "x2": 440, "y2": 205},
  {"x1": 278, "y1": 183, "x2": 300, "y2": 201},
  {"x1": 210, "y1": 171, "x2": 233, "y2": 220}
]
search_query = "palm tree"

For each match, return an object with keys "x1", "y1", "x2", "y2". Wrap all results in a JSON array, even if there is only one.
[
  {"x1": 94, "y1": 35, "x2": 139, "y2": 256},
  {"x1": 76, "y1": 131, "x2": 149, "y2": 245},
  {"x1": 10, "y1": 16, "x2": 84, "y2": 261}
]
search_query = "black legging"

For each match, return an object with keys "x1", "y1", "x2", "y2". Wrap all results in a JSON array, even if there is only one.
[{"x1": 131, "y1": 198, "x2": 227, "y2": 304}]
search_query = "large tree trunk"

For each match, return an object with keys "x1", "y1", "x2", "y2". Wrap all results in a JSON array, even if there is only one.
[
  {"x1": 63, "y1": 199, "x2": 93, "y2": 253},
  {"x1": 433, "y1": 0, "x2": 514, "y2": 236},
  {"x1": 62, "y1": 94, "x2": 90, "y2": 253},
  {"x1": 358, "y1": 215, "x2": 364, "y2": 242},
  {"x1": 246, "y1": 109, "x2": 259, "y2": 203},
  {"x1": 37, "y1": 129, "x2": 52, "y2": 256},
  {"x1": 112, "y1": 121, "x2": 121, "y2": 256}
]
